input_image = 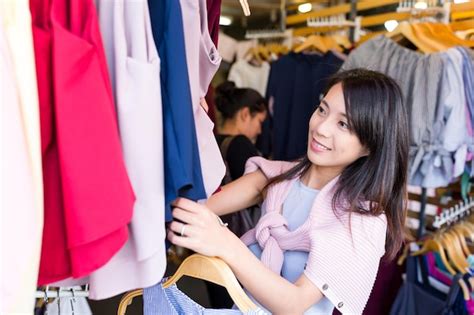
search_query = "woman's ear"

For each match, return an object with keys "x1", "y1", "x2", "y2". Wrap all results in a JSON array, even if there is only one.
[
  {"x1": 361, "y1": 147, "x2": 370, "y2": 157},
  {"x1": 239, "y1": 107, "x2": 251, "y2": 122}
]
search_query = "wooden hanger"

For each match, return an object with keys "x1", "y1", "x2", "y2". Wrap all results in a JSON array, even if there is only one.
[
  {"x1": 410, "y1": 23, "x2": 449, "y2": 53},
  {"x1": 461, "y1": 220, "x2": 474, "y2": 241},
  {"x1": 425, "y1": 23, "x2": 474, "y2": 49},
  {"x1": 293, "y1": 35, "x2": 328, "y2": 53},
  {"x1": 387, "y1": 21, "x2": 434, "y2": 53},
  {"x1": 266, "y1": 43, "x2": 289, "y2": 56},
  {"x1": 457, "y1": 29, "x2": 474, "y2": 41},
  {"x1": 451, "y1": 224, "x2": 472, "y2": 257},
  {"x1": 245, "y1": 45, "x2": 271, "y2": 64},
  {"x1": 321, "y1": 36, "x2": 343, "y2": 52},
  {"x1": 438, "y1": 232, "x2": 469, "y2": 274},
  {"x1": 239, "y1": 0, "x2": 251, "y2": 16},
  {"x1": 117, "y1": 254, "x2": 257, "y2": 315},
  {"x1": 412, "y1": 236, "x2": 457, "y2": 275},
  {"x1": 332, "y1": 34, "x2": 352, "y2": 49}
]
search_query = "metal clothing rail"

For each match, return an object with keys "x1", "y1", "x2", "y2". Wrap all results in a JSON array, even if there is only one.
[
  {"x1": 35, "y1": 286, "x2": 89, "y2": 299},
  {"x1": 432, "y1": 196, "x2": 474, "y2": 229},
  {"x1": 245, "y1": 29, "x2": 292, "y2": 39}
]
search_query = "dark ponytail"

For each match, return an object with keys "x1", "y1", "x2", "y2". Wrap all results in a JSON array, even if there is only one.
[{"x1": 215, "y1": 81, "x2": 267, "y2": 121}]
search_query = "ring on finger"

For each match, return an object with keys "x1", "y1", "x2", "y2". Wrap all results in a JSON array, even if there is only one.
[{"x1": 180, "y1": 224, "x2": 187, "y2": 237}]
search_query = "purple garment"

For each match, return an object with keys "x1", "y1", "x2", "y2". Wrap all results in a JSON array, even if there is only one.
[
  {"x1": 426, "y1": 252, "x2": 452, "y2": 286},
  {"x1": 206, "y1": 0, "x2": 221, "y2": 46}
]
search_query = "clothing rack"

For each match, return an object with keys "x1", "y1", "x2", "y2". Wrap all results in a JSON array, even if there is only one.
[
  {"x1": 305, "y1": 15, "x2": 362, "y2": 42},
  {"x1": 35, "y1": 286, "x2": 89, "y2": 299},
  {"x1": 432, "y1": 196, "x2": 474, "y2": 229},
  {"x1": 244, "y1": 29, "x2": 291, "y2": 40},
  {"x1": 306, "y1": 16, "x2": 356, "y2": 28},
  {"x1": 397, "y1": 1, "x2": 451, "y2": 23}
]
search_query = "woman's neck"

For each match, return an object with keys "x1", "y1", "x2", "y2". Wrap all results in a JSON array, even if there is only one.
[
  {"x1": 300, "y1": 164, "x2": 342, "y2": 190},
  {"x1": 220, "y1": 121, "x2": 240, "y2": 136}
]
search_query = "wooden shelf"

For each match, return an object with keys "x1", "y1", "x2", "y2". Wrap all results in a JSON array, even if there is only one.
[{"x1": 286, "y1": 0, "x2": 399, "y2": 26}]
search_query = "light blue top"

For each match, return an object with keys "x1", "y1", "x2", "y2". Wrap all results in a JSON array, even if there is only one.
[{"x1": 248, "y1": 179, "x2": 334, "y2": 314}]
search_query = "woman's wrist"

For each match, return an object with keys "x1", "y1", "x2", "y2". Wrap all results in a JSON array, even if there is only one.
[{"x1": 218, "y1": 227, "x2": 240, "y2": 263}]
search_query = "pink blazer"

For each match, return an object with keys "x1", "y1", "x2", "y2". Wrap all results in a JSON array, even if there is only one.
[{"x1": 241, "y1": 157, "x2": 387, "y2": 314}]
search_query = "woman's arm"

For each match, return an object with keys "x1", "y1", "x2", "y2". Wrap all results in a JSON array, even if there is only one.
[
  {"x1": 222, "y1": 229, "x2": 324, "y2": 314},
  {"x1": 168, "y1": 198, "x2": 323, "y2": 314},
  {"x1": 206, "y1": 170, "x2": 268, "y2": 216}
]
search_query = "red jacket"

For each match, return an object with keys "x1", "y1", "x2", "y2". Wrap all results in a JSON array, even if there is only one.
[{"x1": 30, "y1": 0, "x2": 134, "y2": 284}]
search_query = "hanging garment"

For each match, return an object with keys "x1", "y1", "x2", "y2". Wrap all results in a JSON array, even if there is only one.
[
  {"x1": 143, "y1": 279, "x2": 268, "y2": 315},
  {"x1": 264, "y1": 52, "x2": 343, "y2": 160},
  {"x1": 31, "y1": 0, "x2": 135, "y2": 285},
  {"x1": 440, "y1": 49, "x2": 468, "y2": 178},
  {"x1": 363, "y1": 258, "x2": 404, "y2": 315},
  {"x1": 218, "y1": 32, "x2": 238, "y2": 63},
  {"x1": 205, "y1": 85, "x2": 217, "y2": 126},
  {"x1": 241, "y1": 157, "x2": 387, "y2": 314},
  {"x1": 235, "y1": 40, "x2": 258, "y2": 60},
  {"x1": 180, "y1": 0, "x2": 226, "y2": 197},
  {"x1": 0, "y1": 0, "x2": 43, "y2": 226},
  {"x1": 390, "y1": 255, "x2": 467, "y2": 315},
  {"x1": 148, "y1": 0, "x2": 207, "y2": 220},
  {"x1": 30, "y1": 0, "x2": 69, "y2": 285},
  {"x1": 228, "y1": 60, "x2": 270, "y2": 97},
  {"x1": 410, "y1": 48, "x2": 468, "y2": 188},
  {"x1": 0, "y1": 19, "x2": 41, "y2": 314},
  {"x1": 84, "y1": 0, "x2": 167, "y2": 299},
  {"x1": 457, "y1": 47, "x2": 474, "y2": 176},
  {"x1": 45, "y1": 287, "x2": 92, "y2": 315},
  {"x1": 206, "y1": 0, "x2": 222, "y2": 46},
  {"x1": 341, "y1": 36, "x2": 445, "y2": 187}
]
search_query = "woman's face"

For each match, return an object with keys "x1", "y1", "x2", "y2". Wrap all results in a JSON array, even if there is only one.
[
  {"x1": 307, "y1": 83, "x2": 368, "y2": 172},
  {"x1": 241, "y1": 110, "x2": 266, "y2": 143}
]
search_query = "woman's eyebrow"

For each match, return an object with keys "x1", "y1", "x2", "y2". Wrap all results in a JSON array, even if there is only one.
[{"x1": 322, "y1": 99, "x2": 347, "y2": 118}]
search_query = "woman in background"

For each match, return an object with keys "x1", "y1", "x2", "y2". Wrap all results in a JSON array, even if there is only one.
[{"x1": 215, "y1": 81, "x2": 267, "y2": 182}]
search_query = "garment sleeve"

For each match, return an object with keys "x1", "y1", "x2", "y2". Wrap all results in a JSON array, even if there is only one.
[
  {"x1": 303, "y1": 209, "x2": 388, "y2": 314},
  {"x1": 243, "y1": 156, "x2": 295, "y2": 178},
  {"x1": 225, "y1": 135, "x2": 259, "y2": 180}
]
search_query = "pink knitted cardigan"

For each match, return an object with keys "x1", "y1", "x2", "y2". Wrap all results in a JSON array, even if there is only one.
[{"x1": 241, "y1": 157, "x2": 387, "y2": 314}]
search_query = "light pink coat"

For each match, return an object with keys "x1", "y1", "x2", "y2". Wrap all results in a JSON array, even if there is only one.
[{"x1": 242, "y1": 157, "x2": 387, "y2": 314}]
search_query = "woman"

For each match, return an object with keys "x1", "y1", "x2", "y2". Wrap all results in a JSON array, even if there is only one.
[
  {"x1": 168, "y1": 69, "x2": 409, "y2": 314},
  {"x1": 215, "y1": 81, "x2": 267, "y2": 182}
]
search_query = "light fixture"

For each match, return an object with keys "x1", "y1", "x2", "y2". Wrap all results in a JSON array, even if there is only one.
[
  {"x1": 219, "y1": 16, "x2": 232, "y2": 26},
  {"x1": 414, "y1": 1, "x2": 428, "y2": 9},
  {"x1": 384, "y1": 20, "x2": 399, "y2": 32},
  {"x1": 454, "y1": 0, "x2": 469, "y2": 3},
  {"x1": 298, "y1": 3, "x2": 312, "y2": 13}
]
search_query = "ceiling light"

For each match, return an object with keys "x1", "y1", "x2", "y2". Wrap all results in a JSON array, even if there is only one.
[
  {"x1": 219, "y1": 16, "x2": 232, "y2": 26},
  {"x1": 298, "y1": 3, "x2": 312, "y2": 13},
  {"x1": 454, "y1": 0, "x2": 469, "y2": 3},
  {"x1": 414, "y1": 1, "x2": 428, "y2": 9},
  {"x1": 384, "y1": 20, "x2": 399, "y2": 32}
]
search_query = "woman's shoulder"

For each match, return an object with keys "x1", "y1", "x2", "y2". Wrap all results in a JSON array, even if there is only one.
[
  {"x1": 229, "y1": 134, "x2": 254, "y2": 148},
  {"x1": 244, "y1": 157, "x2": 296, "y2": 179}
]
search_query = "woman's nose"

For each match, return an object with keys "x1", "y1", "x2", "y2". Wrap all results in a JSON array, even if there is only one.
[{"x1": 314, "y1": 118, "x2": 331, "y2": 138}]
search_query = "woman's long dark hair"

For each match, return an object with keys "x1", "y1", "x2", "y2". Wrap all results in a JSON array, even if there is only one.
[{"x1": 265, "y1": 69, "x2": 409, "y2": 260}]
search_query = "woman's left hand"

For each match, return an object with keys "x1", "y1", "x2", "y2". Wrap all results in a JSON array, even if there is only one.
[{"x1": 167, "y1": 197, "x2": 233, "y2": 258}]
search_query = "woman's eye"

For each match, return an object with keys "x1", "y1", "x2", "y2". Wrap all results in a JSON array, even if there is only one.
[
  {"x1": 317, "y1": 106, "x2": 326, "y2": 115},
  {"x1": 339, "y1": 121, "x2": 349, "y2": 129}
]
